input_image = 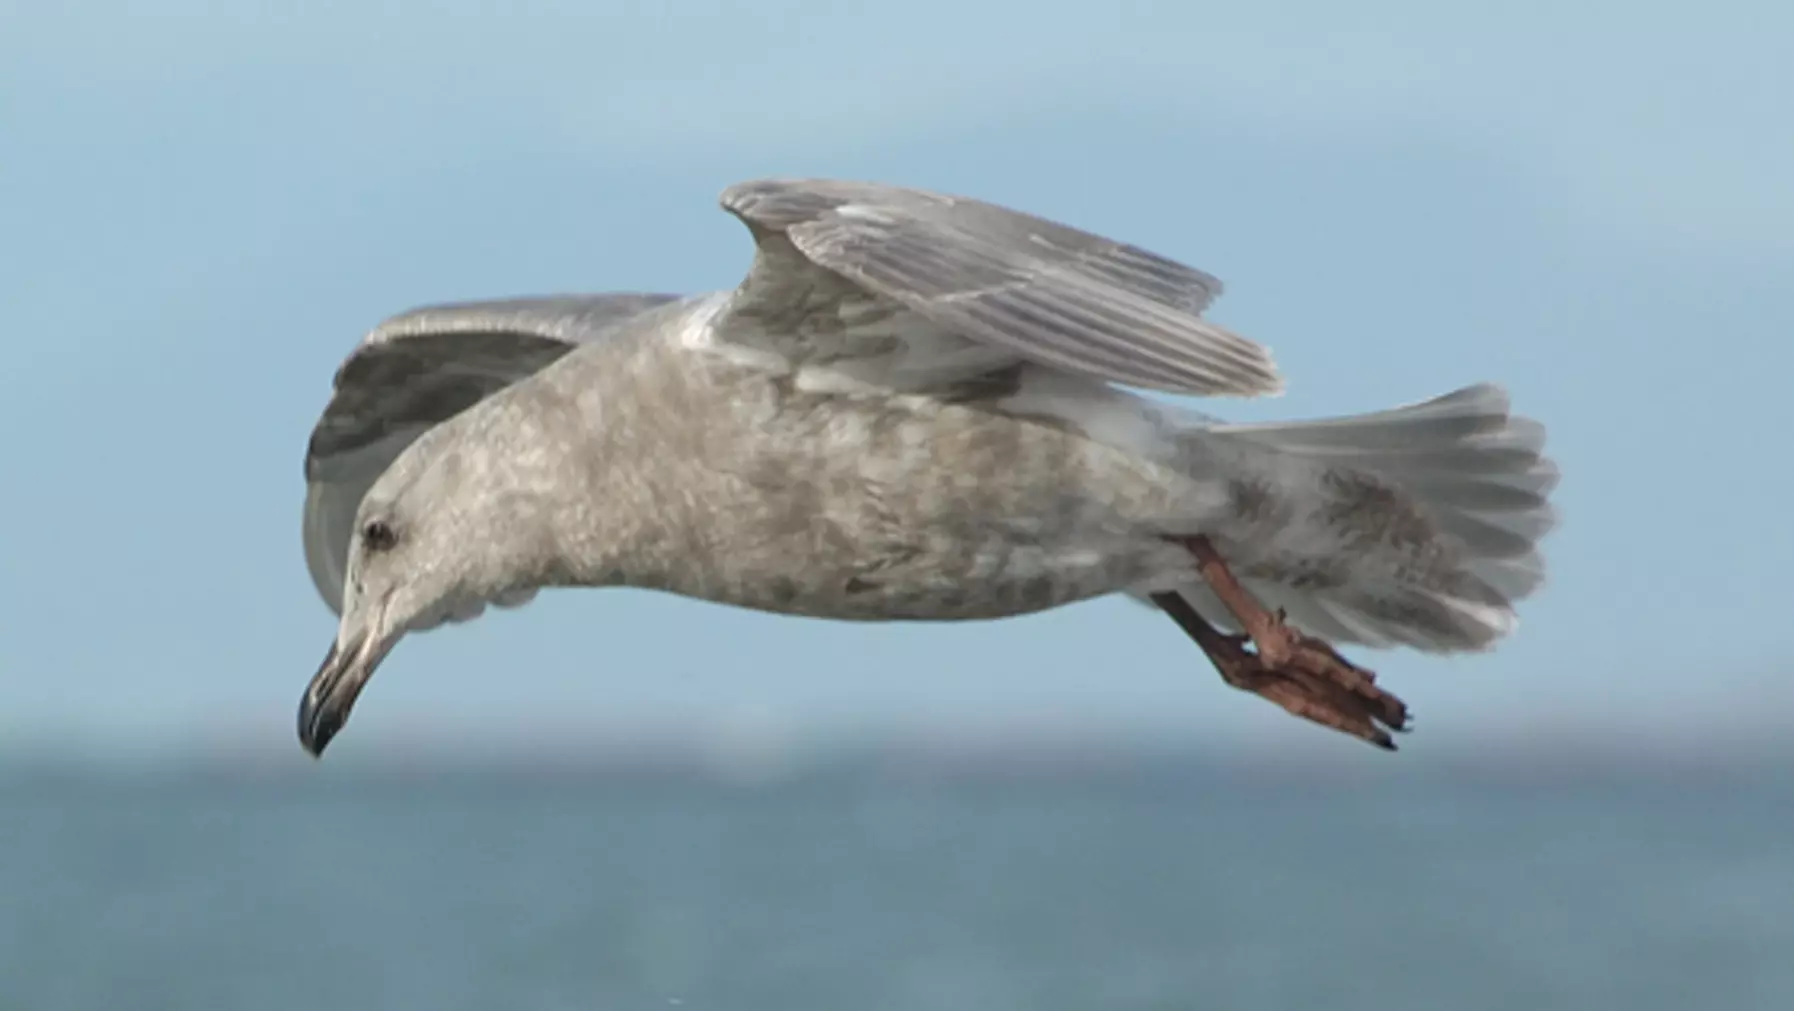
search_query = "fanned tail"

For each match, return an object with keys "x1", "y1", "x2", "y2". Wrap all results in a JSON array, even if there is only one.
[{"x1": 1152, "y1": 383, "x2": 1559, "y2": 653}]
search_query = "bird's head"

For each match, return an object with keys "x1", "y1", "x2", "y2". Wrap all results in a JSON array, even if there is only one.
[{"x1": 299, "y1": 421, "x2": 546, "y2": 757}]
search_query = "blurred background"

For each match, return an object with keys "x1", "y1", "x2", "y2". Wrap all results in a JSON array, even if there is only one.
[{"x1": 3, "y1": 1, "x2": 1792, "y2": 1008}]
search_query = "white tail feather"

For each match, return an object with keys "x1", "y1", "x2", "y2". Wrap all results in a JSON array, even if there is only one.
[{"x1": 1145, "y1": 384, "x2": 1557, "y2": 654}]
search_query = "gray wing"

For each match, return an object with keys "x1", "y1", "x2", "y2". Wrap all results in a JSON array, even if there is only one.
[
  {"x1": 303, "y1": 293, "x2": 683, "y2": 613},
  {"x1": 710, "y1": 178, "x2": 1282, "y2": 396}
]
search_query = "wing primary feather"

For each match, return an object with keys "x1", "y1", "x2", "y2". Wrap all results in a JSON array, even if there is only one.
[{"x1": 719, "y1": 178, "x2": 1283, "y2": 398}]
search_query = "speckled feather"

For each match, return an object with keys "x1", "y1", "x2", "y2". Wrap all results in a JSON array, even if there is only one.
[{"x1": 304, "y1": 178, "x2": 1557, "y2": 671}]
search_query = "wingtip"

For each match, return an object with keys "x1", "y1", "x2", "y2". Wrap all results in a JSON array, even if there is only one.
[
  {"x1": 1196, "y1": 317, "x2": 1285, "y2": 398},
  {"x1": 1226, "y1": 348, "x2": 1285, "y2": 399},
  {"x1": 1256, "y1": 353, "x2": 1287, "y2": 398}
]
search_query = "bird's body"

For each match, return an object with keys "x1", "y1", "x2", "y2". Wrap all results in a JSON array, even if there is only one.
[
  {"x1": 297, "y1": 178, "x2": 1557, "y2": 755},
  {"x1": 390, "y1": 292, "x2": 1200, "y2": 624}
]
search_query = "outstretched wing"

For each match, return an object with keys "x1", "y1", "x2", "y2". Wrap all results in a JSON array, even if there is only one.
[
  {"x1": 303, "y1": 293, "x2": 683, "y2": 613},
  {"x1": 707, "y1": 178, "x2": 1282, "y2": 396}
]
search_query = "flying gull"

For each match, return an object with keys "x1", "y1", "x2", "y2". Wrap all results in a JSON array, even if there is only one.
[{"x1": 298, "y1": 177, "x2": 1558, "y2": 756}]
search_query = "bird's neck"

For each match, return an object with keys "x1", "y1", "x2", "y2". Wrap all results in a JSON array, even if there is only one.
[{"x1": 502, "y1": 353, "x2": 731, "y2": 597}]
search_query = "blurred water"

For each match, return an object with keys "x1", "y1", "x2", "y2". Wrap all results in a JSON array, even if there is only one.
[{"x1": 3, "y1": 756, "x2": 1790, "y2": 1010}]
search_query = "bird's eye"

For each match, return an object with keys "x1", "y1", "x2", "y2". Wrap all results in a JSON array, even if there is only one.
[{"x1": 362, "y1": 519, "x2": 398, "y2": 552}]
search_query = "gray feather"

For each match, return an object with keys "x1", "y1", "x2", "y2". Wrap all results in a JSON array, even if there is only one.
[
  {"x1": 303, "y1": 292, "x2": 683, "y2": 612},
  {"x1": 715, "y1": 178, "x2": 1282, "y2": 397},
  {"x1": 1184, "y1": 383, "x2": 1558, "y2": 651}
]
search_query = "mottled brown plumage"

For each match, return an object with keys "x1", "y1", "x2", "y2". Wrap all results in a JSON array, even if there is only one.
[{"x1": 297, "y1": 178, "x2": 1558, "y2": 757}]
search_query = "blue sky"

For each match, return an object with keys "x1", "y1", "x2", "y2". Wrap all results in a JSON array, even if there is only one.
[{"x1": 3, "y1": 0, "x2": 1790, "y2": 762}]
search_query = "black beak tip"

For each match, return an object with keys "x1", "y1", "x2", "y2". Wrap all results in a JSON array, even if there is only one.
[
  {"x1": 298, "y1": 692, "x2": 342, "y2": 759},
  {"x1": 301, "y1": 638, "x2": 353, "y2": 759}
]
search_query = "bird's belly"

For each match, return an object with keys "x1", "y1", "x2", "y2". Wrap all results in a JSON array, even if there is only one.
[
  {"x1": 706, "y1": 535, "x2": 1158, "y2": 622},
  {"x1": 652, "y1": 371, "x2": 1200, "y2": 621},
  {"x1": 665, "y1": 491, "x2": 1189, "y2": 622}
]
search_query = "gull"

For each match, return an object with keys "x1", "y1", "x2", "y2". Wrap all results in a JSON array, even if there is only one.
[{"x1": 298, "y1": 178, "x2": 1558, "y2": 757}]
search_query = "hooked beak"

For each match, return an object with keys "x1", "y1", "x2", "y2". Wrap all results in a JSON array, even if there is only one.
[{"x1": 298, "y1": 628, "x2": 394, "y2": 758}]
